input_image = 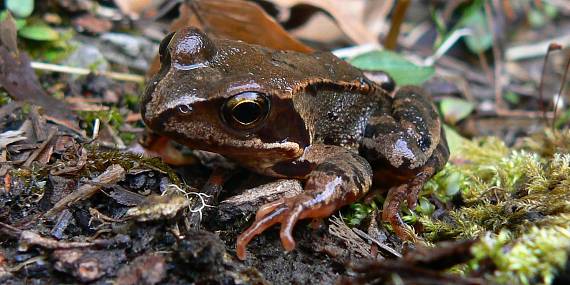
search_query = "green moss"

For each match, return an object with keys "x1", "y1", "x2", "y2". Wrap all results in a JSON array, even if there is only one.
[
  {"x1": 0, "y1": 91, "x2": 11, "y2": 106},
  {"x1": 418, "y1": 131, "x2": 570, "y2": 284},
  {"x1": 472, "y1": 227, "x2": 570, "y2": 285},
  {"x1": 78, "y1": 107, "x2": 125, "y2": 135},
  {"x1": 83, "y1": 147, "x2": 181, "y2": 185},
  {"x1": 344, "y1": 200, "x2": 378, "y2": 227}
]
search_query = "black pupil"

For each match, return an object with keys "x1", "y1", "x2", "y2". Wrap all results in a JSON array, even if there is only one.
[{"x1": 232, "y1": 102, "x2": 261, "y2": 124}]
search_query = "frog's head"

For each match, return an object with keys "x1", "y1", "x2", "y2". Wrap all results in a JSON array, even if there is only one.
[{"x1": 141, "y1": 27, "x2": 321, "y2": 173}]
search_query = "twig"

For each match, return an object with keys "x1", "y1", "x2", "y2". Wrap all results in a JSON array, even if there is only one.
[
  {"x1": 539, "y1": 43, "x2": 562, "y2": 125},
  {"x1": 423, "y1": 28, "x2": 472, "y2": 66},
  {"x1": 552, "y1": 55, "x2": 570, "y2": 129},
  {"x1": 484, "y1": 1, "x2": 506, "y2": 114},
  {"x1": 6, "y1": 256, "x2": 46, "y2": 272},
  {"x1": 92, "y1": 118, "x2": 100, "y2": 140},
  {"x1": 502, "y1": 0, "x2": 515, "y2": 21},
  {"x1": 18, "y1": 230, "x2": 129, "y2": 250},
  {"x1": 30, "y1": 62, "x2": 145, "y2": 83},
  {"x1": 22, "y1": 127, "x2": 57, "y2": 168},
  {"x1": 44, "y1": 164, "x2": 126, "y2": 218},
  {"x1": 478, "y1": 51, "x2": 494, "y2": 83},
  {"x1": 506, "y1": 35, "x2": 570, "y2": 61},
  {"x1": 352, "y1": 227, "x2": 402, "y2": 258},
  {"x1": 0, "y1": 221, "x2": 23, "y2": 237},
  {"x1": 332, "y1": 44, "x2": 382, "y2": 59},
  {"x1": 384, "y1": 0, "x2": 410, "y2": 50},
  {"x1": 328, "y1": 215, "x2": 372, "y2": 258}
]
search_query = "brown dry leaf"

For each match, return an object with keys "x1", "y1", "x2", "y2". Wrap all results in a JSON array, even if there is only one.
[
  {"x1": 148, "y1": 0, "x2": 313, "y2": 76},
  {"x1": 0, "y1": 12, "x2": 18, "y2": 53},
  {"x1": 174, "y1": 0, "x2": 313, "y2": 52},
  {"x1": 0, "y1": 17, "x2": 77, "y2": 126},
  {"x1": 72, "y1": 14, "x2": 113, "y2": 34},
  {"x1": 268, "y1": 0, "x2": 378, "y2": 45},
  {"x1": 113, "y1": 0, "x2": 154, "y2": 19}
]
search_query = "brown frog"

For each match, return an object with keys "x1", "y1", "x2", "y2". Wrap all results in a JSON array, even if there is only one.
[{"x1": 141, "y1": 27, "x2": 449, "y2": 260}]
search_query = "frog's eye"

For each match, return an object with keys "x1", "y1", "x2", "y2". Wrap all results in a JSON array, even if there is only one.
[{"x1": 222, "y1": 92, "x2": 270, "y2": 130}]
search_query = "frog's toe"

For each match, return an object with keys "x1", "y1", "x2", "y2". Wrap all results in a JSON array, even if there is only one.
[
  {"x1": 236, "y1": 194, "x2": 322, "y2": 260},
  {"x1": 236, "y1": 204, "x2": 288, "y2": 260},
  {"x1": 406, "y1": 182, "x2": 422, "y2": 209},
  {"x1": 382, "y1": 184, "x2": 414, "y2": 240},
  {"x1": 279, "y1": 203, "x2": 304, "y2": 251},
  {"x1": 255, "y1": 198, "x2": 285, "y2": 220}
]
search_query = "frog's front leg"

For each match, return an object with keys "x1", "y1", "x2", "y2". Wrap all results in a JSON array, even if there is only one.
[
  {"x1": 236, "y1": 144, "x2": 373, "y2": 260},
  {"x1": 381, "y1": 141, "x2": 449, "y2": 239}
]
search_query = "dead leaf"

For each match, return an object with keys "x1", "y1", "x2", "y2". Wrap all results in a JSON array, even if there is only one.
[
  {"x1": 72, "y1": 14, "x2": 113, "y2": 34},
  {"x1": 0, "y1": 17, "x2": 78, "y2": 127},
  {"x1": 266, "y1": 0, "x2": 378, "y2": 45},
  {"x1": 114, "y1": 0, "x2": 153, "y2": 19},
  {"x1": 0, "y1": 130, "x2": 26, "y2": 149},
  {"x1": 115, "y1": 254, "x2": 166, "y2": 285},
  {"x1": 0, "y1": 47, "x2": 77, "y2": 124},
  {"x1": 0, "y1": 12, "x2": 18, "y2": 53},
  {"x1": 175, "y1": 0, "x2": 313, "y2": 52},
  {"x1": 148, "y1": 0, "x2": 313, "y2": 76},
  {"x1": 341, "y1": 240, "x2": 483, "y2": 285}
]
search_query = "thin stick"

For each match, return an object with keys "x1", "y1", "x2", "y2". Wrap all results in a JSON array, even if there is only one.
[
  {"x1": 485, "y1": 1, "x2": 505, "y2": 113},
  {"x1": 44, "y1": 164, "x2": 126, "y2": 218},
  {"x1": 552, "y1": 55, "x2": 570, "y2": 130},
  {"x1": 30, "y1": 62, "x2": 145, "y2": 83},
  {"x1": 383, "y1": 0, "x2": 410, "y2": 50},
  {"x1": 539, "y1": 43, "x2": 562, "y2": 125},
  {"x1": 506, "y1": 35, "x2": 570, "y2": 61}
]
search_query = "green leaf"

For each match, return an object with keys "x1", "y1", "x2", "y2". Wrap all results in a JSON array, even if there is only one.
[
  {"x1": 442, "y1": 124, "x2": 468, "y2": 157},
  {"x1": 544, "y1": 3, "x2": 558, "y2": 19},
  {"x1": 0, "y1": 11, "x2": 26, "y2": 29},
  {"x1": 18, "y1": 24, "x2": 59, "y2": 41},
  {"x1": 5, "y1": 0, "x2": 34, "y2": 18},
  {"x1": 445, "y1": 172, "x2": 462, "y2": 196},
  {"x1": 416, "y1": 197, "x2": 435, "y2": 215},
  {"x1": 503, "y1": 91, "x2": 520, "y2": 105},
  {"x1": 458, "y1": 6, "x2": 493, "y2": 53},
  {"x1": 349, "y1": 50, "x2": 435, "y2": 86},
  {"x1": 528, "y1": 9, "x2": 546, "y2": 28},
  {"x1": 439, "y1": 98, "x2": 475, "y2": 125}
]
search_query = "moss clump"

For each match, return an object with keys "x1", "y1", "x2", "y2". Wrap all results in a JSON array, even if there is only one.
[
  {"x1": 419, "y1": 130, "x2": 570, "y2": 285},
  {"x1": 84, "y1": 147, "x2": 181, "y2": 185}
]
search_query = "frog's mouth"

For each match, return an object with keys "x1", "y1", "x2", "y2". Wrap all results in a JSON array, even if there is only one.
[{"x1": 157, "y1": 105, "x2": 305, "y2": 162}]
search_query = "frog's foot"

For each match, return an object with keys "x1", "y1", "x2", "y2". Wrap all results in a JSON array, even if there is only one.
[
  {"x1": 382, "y1": 184, "x2": 414, "y2": 239},
  {"x1": 382, "y1": 164, "x2": 441, "y2": 240},
  {"x1": 236, "y1": 193, "x2": 337, "y2": 260},
  {"x1": 236, "y1": 144, "x2": 373, "y2": 260}
]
